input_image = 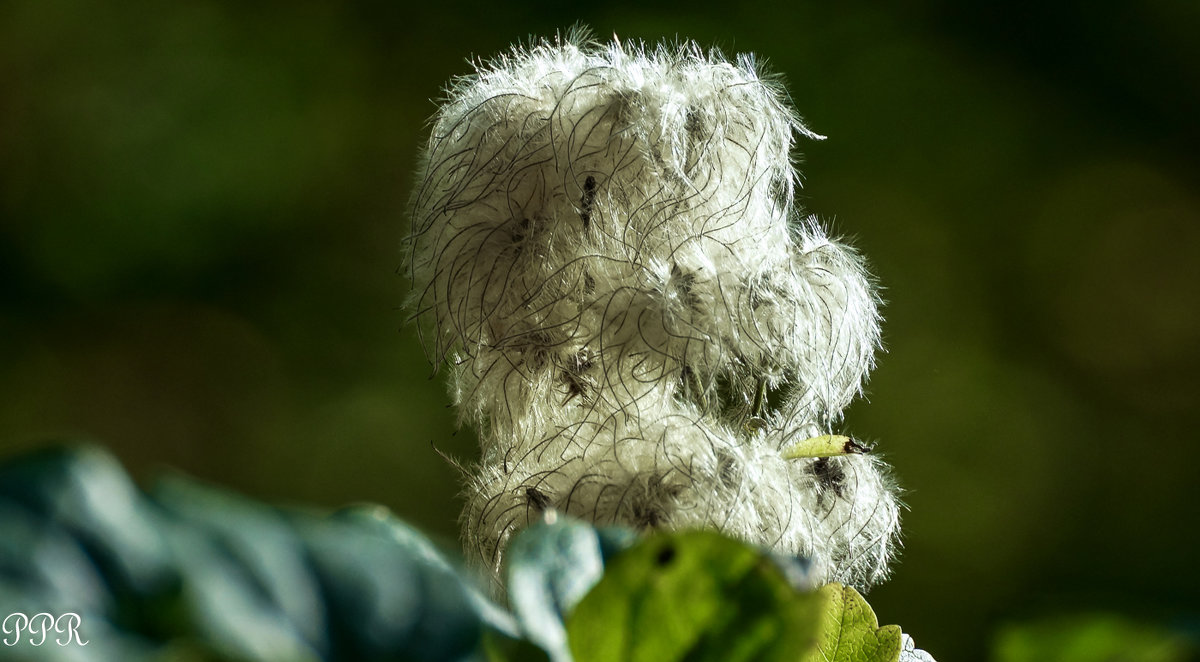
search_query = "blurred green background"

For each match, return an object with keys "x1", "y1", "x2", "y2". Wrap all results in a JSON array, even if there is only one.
[{"x1": 2, "y1": 1, "x2": 1197, "y2": 659}]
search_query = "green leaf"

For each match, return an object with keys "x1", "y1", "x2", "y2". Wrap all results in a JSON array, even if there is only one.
[
  {"x1": 566, "y1": 530, "x2": 823, "y2": 662},
  {"x1": 803, "y1": 583, "x2": 902, "y2": 662}
]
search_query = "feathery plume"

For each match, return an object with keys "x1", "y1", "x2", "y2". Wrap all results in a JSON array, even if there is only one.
[{"x1": 407, "y1": 30, "x2": 900, "y2": 593}]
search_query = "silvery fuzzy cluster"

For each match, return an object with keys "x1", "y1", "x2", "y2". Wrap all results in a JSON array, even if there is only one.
[{"x1": 408, "y1": 33, "x2": 901, "y2": 592}]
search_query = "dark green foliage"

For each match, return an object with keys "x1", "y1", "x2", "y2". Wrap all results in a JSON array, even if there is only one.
[
  {"x1": 2, "y1": 445, "x2": 1195, "y2": 662},
  {"x1": 0, "y1": 445, "x2": 501, "y2": 661},
  {"x1": 0, "y1": 445, "x2": 903, "y2": 662}
]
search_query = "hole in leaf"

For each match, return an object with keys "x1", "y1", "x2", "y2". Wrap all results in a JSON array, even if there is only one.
[{"x1": 656, "y1": 544, "x2": 677, "y2": 566}]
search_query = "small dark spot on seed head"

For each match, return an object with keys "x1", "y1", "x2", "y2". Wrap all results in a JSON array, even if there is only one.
[
  {"x1": 559, "y1": 349, "x2": 595, "y2": 404},
  {"x1": 520, "y1": 330, "x2": 554, "y2": 370},
  {"x1": 679, "y1": 365, "x2": 694, "y2": 393},
  {"x1": 768, "y1": 176, "x2": 789, "y2": 211},
  {"x1": 685, "y1": 106, "x2": 703, "y2": 140},
  {"x1": 748, "y1": 277, "x2": 774, "y2": 311},
  {"x1": 510, "y1": 216, "x2": 531, "y2": 244},
  {"x1": 716, "y1": 449, "x2": 738, "y2": 488},
  {"x1": 561, "y1": 372, "x2": 589, "y2": 404},
  {"x1": 810, "y1": 457, "x2": 846, "y2": 499},
  {"x1": 570, "y1": 349, "x2": 593, "y2": 373},
  {"x1": 579, "y1": 176, "x2": 597, "y2": 229},
  {"x1": 525, "y1": 486, "x2": 550, "y2": 511},
  {"x1": 669, "y1": 263, "x2": 701, "y2": 311},
  {"x1": 631, "y1": 496, "x2": 666, "y2": 529},
  {"x1": 613, "y1": 89, "x2": 641, "y2": 126}
]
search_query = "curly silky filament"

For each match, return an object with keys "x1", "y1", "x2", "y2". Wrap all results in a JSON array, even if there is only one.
[{"x1": 407, "y1": 30, "x2": 901, "y2": 594}]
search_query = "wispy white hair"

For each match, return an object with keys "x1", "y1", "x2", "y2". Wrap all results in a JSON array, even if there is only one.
[{"x1": 407, "y1": 30, "x2": 900, "y2": 593}]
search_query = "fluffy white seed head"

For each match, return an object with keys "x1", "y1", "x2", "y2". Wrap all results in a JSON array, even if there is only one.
[{"x1": 407, "y1": 31, "x2": 900, "y2": 592}]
